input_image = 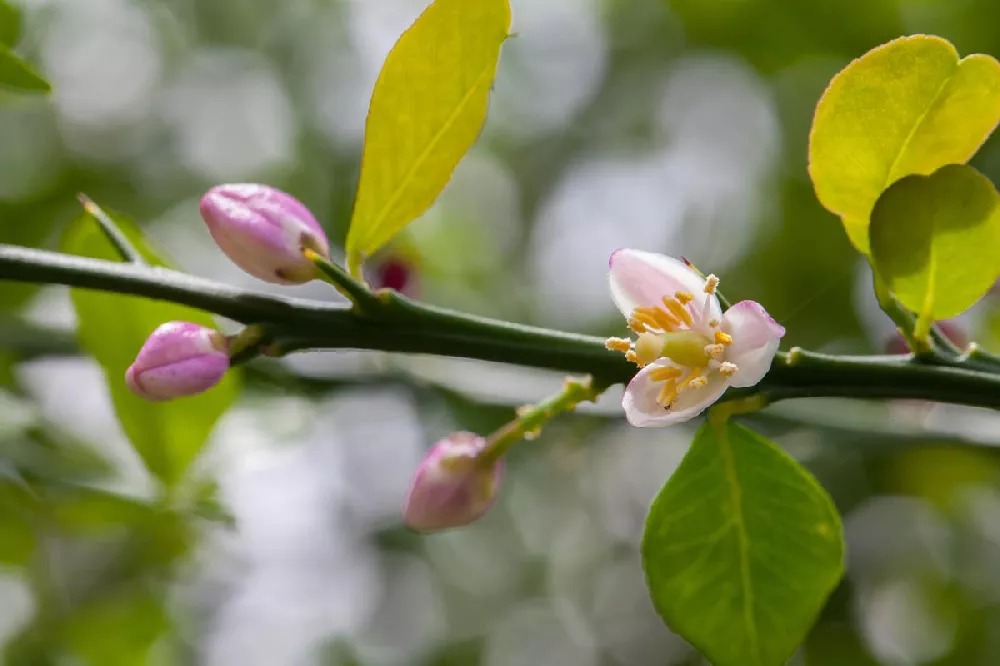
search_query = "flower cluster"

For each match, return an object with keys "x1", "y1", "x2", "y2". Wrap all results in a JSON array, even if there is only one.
[
  {"x1": 125, "y1": 184, "x2": 331, "y2": 403},
  {"x1": 124, "y1": 192, "x2": 783, "y2": 533}
]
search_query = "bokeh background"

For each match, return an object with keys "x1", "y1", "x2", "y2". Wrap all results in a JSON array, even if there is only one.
[{"x1": 5, "y1": 0, "x2": 1000, "y2": 664}]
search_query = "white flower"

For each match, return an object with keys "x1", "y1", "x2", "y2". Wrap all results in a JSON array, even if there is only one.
[{"x1": 606, "y1": 249, "x2": 785, "y2": 426}]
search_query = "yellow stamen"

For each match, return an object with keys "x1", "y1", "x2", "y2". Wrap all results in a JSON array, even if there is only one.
[
  {"x1": 676, "y1": 369, "x2": 704, "y2": 393},
  {"x1": 649, "y1": 365, "x2": 683, "y2": 382},
  {"x1": 708, "y1": 318, "x2": 720, "y2": 328},
  {"x1": 635, "y1": 305, "x2": 679, "y2": 332},
  {"x1": 628, "y1": 317, "x2": 648, "y2": 334},
  {"x1": 675, "y1": 291, "x2": 694, "y2": 305},
  {"x1": 657, "y1": 380, "x2": 678, "y2": 407},
  {"x1": 663, "y1": 298, "x2": 693, "y2": 327},
  {"x1": 714, "y1": 330, "x2": 733, "y2": 346},
  {"x1": 719, "y1": 361, "x2": 738, "y2": 376},
  {"x1": 704, "y1": 274, "x2": 720, "y2": 295},
  {"x1": 605, "y1": 337, "x2": 632, "y2": 353},
  {"x1": 704, "y1": 343, "x2": 724, "y2": 358},
  {"x1": 625, "y1": 350, "x2": 641, "y2": 366},
  {"x1": 631, "y1": 309, "x2": 662, "y2": 331}
]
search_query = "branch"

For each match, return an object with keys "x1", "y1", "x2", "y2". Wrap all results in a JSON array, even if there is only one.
[{"x1": 4, "y1": 243, "x2": 1000, "y2": 411}]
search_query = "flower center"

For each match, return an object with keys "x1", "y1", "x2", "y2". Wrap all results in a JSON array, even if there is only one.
[{"x1": 605, "y1": 275, "x2": 741, "y2": 409}]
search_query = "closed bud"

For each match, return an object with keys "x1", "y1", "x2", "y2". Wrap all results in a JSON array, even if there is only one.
[
  {"x1": 404, "y1": 432, "x2": 503, "y2": 532},
  {"x1": 126, "y1": 322, "x2": 229, "y2": 401},
  {"x1": 199, "y1": 183, "x2": 330, "y2": 284}
]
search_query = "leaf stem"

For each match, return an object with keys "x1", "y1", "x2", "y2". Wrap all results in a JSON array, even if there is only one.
[{"x1": 481, "y1": 375, "x2": 605, "y2": 464}]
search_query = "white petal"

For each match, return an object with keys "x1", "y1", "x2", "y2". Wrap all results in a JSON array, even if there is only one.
[
  {"x1": 608, "y1": 249, "x2": 721, "y2": 325},
  {"x1": 721, "y1": 300, "x2": 785, "y2": 388},
  {"x1": 622, "y1": 361, "x2": 729, "y2": 427}
]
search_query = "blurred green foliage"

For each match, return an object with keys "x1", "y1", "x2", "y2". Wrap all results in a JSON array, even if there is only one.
[{"x1": 3, "y1": 0, "x2": 1000, "y2": 665}]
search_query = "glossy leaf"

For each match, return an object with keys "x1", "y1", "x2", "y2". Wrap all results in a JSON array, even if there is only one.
[
  {"x1": 809, "y1": 35, "x2": 1000, "y2": 253},
  {"x1": 870, "y1": 164, "x2": 1000, "y2": 331},
  {"x1": 345, "y1": 0, "x2": 510, "y2": 263},
  {"x1": 0, "y1": 43, "x2": 49, "y2": 92},
  {"x1": 0, "y1": 0, "x2": 21, "y2": 48},
  {"x1": 62, "y1": 211, "x2": 238, "y2": 487},
  {"x1": 642, "y1": 421, "x2": 844, "y2": 666}
]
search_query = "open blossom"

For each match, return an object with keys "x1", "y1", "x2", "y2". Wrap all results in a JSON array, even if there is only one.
[
  {"x1": 126, "y1": 322, "x2": 230, "y2": 401},
  {"x1": 199, "y1": 183, "x2": 330, "y2": 284},
  {"x1": 606, "y1": 249, "x2": 785, "y2": 426},
  {"x1": 404, "y1": 432, "x2": 503, "y2": 532}
]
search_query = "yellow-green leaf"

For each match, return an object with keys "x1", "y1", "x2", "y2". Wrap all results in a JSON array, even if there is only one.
[
  {"x1": 345, "y1": 0, "x2": 511, "y2": 264},
  {"x1": 0, "y1": 0, "x2": 22, "y2": 48},
  {"x1": 62, "y1": 211, "x2": 238, "y2": 487},
  {"x1": 870, "y1": 164, "x2": 1000, "y2": 331},
  {"x1": 809, "y1": 35, "x2": 1000, "y2": 253}
]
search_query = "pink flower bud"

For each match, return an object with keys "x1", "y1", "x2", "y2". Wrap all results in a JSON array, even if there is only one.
[
  {"x1": 199, "y1": 183, "x2": 331, "y2": 284},
  {"x1": 403, "y1": 432, "x2": 504, "y2": 532},
  {"x1": 125, "y1": 322, "x2": 230, "y2": 401}
]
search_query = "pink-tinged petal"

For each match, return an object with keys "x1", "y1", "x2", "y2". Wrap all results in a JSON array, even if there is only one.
[
  {"x1": 404, "y1": 433, "x2": 503, "y2": 532},
  {"x1": 622, "y1": 361, "x2": 729, "y2": 427},
  {"x1": 200, "y1": 184, "x2": 331, "y2": 284},
  {"x1": 721, "y1": 300, "x2": 785, "y2": 388},
  {"x1": 608, "y1": 249, "x2": 721, "y2": 325}
]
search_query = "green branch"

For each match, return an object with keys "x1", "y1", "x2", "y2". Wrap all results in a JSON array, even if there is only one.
[{"x1": 4, "y1": 243, "x2": 1000, "y2": 411}]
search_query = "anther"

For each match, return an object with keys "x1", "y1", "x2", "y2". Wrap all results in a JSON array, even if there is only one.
[
  {"x1": 675, "y1": 291, "x2": 694, "y2": 305},
  {"x1": 719, "y1": 362, "x2": 738, "y2": 376},
  {"x1": 704, "y1": 274, "x2": 720, "y2": 295},
  {"x1": 605, "y1": 337, "x2": 632, "y2": 353},
  {"x1": 625, "y1": 350, "x2": 641, "y2": 366},
  {"x1": 663, "y1": 298, "x2": 693, "y2": 327},
  {"x1": 714, "y1": 330, "x2": 733, "y2": 346},
  {"x1": 704, "y1": 343, "x2": 724, "y2": 358},
  {"x1": 649, "y1": 365, "x2": 683, "y2": 382},
  {"x1": 628, "y1": 317, "x2": 648, "y2": 334},
  {"x1": 708, "y1": 318, "x2": 719, "y2": 328},
  {"x1": 688, "y1": 376, "x2": 708, "y2": 389}
]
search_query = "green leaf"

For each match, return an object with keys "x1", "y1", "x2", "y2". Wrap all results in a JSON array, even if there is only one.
[
  {"x1": 870, "y1": 164, "x2": 1000, "y2": 331},
  {"x1": 0, "y1": 43, "x2": 49, "y2": 92},
  {"x1": 0, "y1": 476, "x2": 35, "y2": 566},
  {"x1": 0, "y1": 0, "x2": 22, "y2": 48},
  {"x1": 46, "y1": 485, "x2": 156, "y2": 534},
  {"x1": 809, "y1": 35, "x2": 1000, "y2": 253},
  {"x1": 642, "y1": 421, "x2": 844, "y2": 666},
  {"x1": 63, "y1": 587, "x2": 169, "y2": 666},
  {"x1": 345, "y1": 0, "x2": 511, "y2": 263},
  {"x1": 62, "y1": 211, "x2": 238, "y2": 487}
]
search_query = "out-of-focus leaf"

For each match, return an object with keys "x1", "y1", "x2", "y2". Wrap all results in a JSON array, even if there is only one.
[
  {"x1": 345, "y1": 0, "x2": 510, "y2": 263},
  {"x1": 63, "y1": 587, "x2": 168, "y2": 666},
  {"x1": 0, "y1": 0, "x2": 21, "y2": 48},
  {"x1": 61, "y1": 210, "x2": 238, "y2": 487},
  {"x1": 809, "y1": 35, "x2": 1000, "y2": 253},
  {"x1": 0, "y1": 476, "x2": 35, "y2": 566},
  {"x1": 642, "y1": 421, "x2": 844, "y2": 666},
  {"x1": 0, "y1": 43, "x2": 49, "y2": 92},
  {"x1": 667, "y1": 0, "x2": 901, "y2": 73},
  {"x1": 188, "y1": 477, "x2": 236, "y2": 528},
  {"x1": 870, "y1": 165, "x2": 1000, "y2": 328},
  {"x1": 46, "y1": 485, "x2": 156, "y2": 534}
]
